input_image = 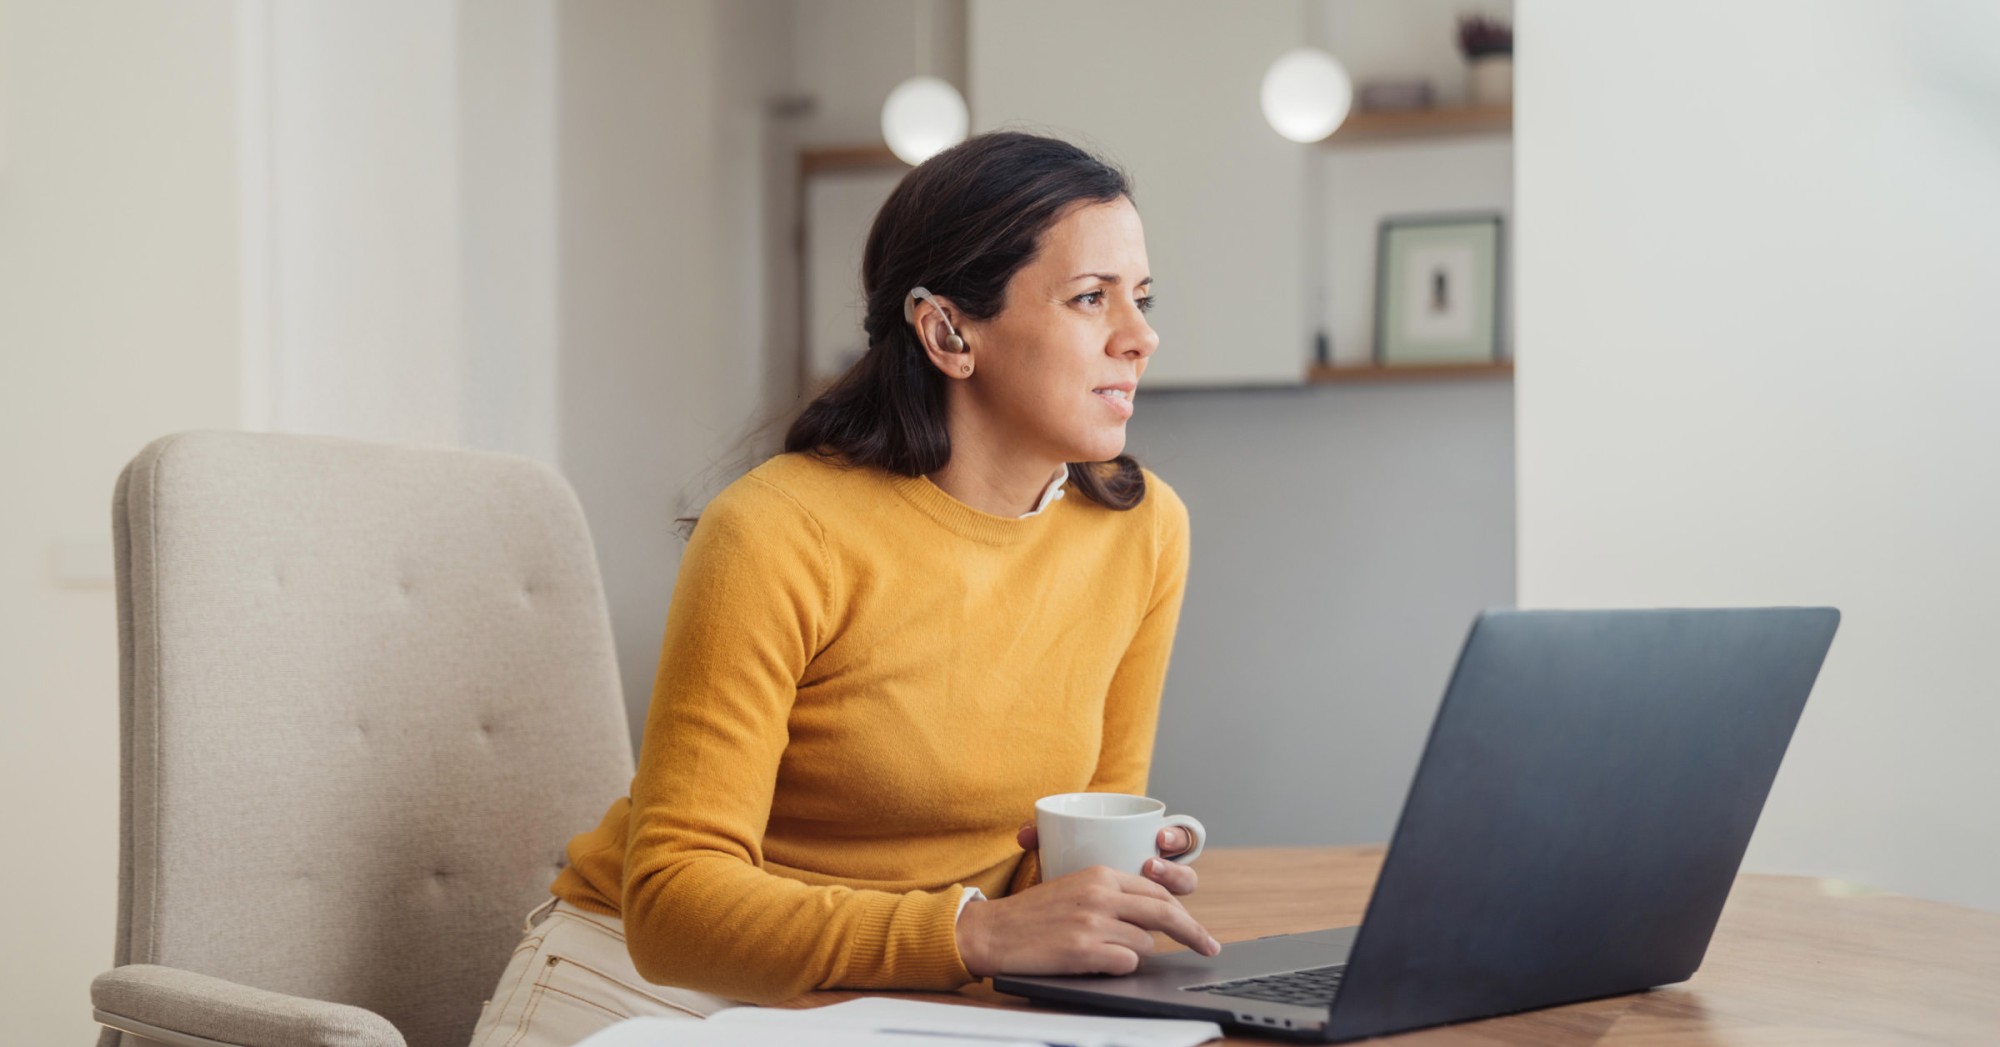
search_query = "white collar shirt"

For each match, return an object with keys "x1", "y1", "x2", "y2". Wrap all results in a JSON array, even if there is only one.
[{"x1": 1016, "y1": 465, "x2": 1070, "y2": 519}]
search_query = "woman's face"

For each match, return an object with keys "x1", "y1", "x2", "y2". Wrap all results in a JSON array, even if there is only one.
[{"x1": 957, "y1": 195, "x2": 1159, "y2": 465}]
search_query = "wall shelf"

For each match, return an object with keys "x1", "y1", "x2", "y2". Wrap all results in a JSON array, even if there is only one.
[
  {"x1": 800, "y1": 144, "x2": 905, "y2": 175},
  {"x1": 1324, "y1": 104, "x2": 1512, "y2": 145},
  {"x1": 1307, "y1": 360, "x2": 1513, "y2": 384}
]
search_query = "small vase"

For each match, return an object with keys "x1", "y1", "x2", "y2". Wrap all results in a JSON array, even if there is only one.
[{"x1": 1467, "y1": 54, "x2": 1513, "y2": 107}]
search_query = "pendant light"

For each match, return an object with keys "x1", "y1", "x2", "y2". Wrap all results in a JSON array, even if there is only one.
[
  {"x1": 881, "y1": 0, "x2": 968, "y2": 166},
  {"x1": 1262, "y1": 49, "x2": 1352, "y2": 142},
  {"x1": 1260, "y1": 3, "x2": 1352, "y2": 143}
]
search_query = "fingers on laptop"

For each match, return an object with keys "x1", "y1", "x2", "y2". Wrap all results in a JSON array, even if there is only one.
[
  {"x1": 1099, "y1": 869, "x2": 1221, "y2": 957},
  {"x1": 1087, "y1": 913, "x2": 1161, "y2": 971},
  {"x1": 972, "y1": 867, "x2": 1221, "y2": 976},
  {"x1": 1109, "y1": 897, "x2": 1220, "y2": 961}
]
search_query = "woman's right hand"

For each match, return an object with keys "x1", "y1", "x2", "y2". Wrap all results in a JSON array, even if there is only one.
[{"x1": 955, "y1": 866, "x2": 1222, "y2": 978}]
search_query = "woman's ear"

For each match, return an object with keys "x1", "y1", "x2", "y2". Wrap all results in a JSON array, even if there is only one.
[{"x1": 914, "y1": 297, "x2": 974, "y2": 378}]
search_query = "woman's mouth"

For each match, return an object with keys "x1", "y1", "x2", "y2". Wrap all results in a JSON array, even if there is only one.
[{"x1": 1092, "y1": 387, "x2": 1134, "y2": 418}]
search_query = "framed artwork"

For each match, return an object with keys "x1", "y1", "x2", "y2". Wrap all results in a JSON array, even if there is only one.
[{"x1": 1373, "y1": 213, "x2": 1504, "y2": 365}]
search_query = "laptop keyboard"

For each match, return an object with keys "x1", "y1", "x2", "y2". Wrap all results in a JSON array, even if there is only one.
[{"x1": 1186, "y1": 964, "x2": 1346, "y2": 1006}]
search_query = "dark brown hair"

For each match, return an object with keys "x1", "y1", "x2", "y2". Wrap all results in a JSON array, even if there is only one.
[{"x1": 784, "y1": 130, "x2": 1148, "y2": 511}]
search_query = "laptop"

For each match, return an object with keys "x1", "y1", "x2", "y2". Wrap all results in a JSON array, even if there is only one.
[{"x1": 994, "y1": 606, "x2": 1841, "y2": 1041}]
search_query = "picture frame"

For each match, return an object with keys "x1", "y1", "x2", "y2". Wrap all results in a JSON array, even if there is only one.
[{"x1": 1373, "y1": 213, "x2": 1505, "y2": 366}]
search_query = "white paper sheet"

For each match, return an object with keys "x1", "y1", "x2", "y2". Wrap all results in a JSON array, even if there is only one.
[
  {"x1": 572, "y1": 996, "x2": 1225, "y2": 1047},
  {"x1": 709, "y1": 997, "x2": 1223, "y2": 1047},
  {"x1": 571, "y1": 1015, "x2": 1035, "y2": 1047}
]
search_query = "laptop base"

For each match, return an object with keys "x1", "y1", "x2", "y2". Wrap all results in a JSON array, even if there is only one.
[{"x1": 994, "y1": 926, "x2": 1358, "y2": 1039}]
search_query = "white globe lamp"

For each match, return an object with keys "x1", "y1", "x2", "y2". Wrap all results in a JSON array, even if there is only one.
[
  {"x1": 881, "y1": 75, "x2": 968, "y2": 166},
  {"x1": 1261, "y1": 47, "x2": 1353, "y2": 143}
]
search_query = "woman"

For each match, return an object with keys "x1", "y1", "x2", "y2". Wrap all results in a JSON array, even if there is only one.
[{"x1": 468, "y1": 130, "x2": 1213, "y2": 1047}]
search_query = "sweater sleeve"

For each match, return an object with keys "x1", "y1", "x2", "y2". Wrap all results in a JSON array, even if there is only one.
[
  {"x1": 620, "y1": 475, "x2": 975, "y2": 1003},
  {"x1": 1086, "y1": 474, "x2": 1192, "y2": 798}
]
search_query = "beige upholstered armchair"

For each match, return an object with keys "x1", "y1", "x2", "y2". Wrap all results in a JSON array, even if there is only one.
[{"x1": 92, "y1": 432, "x2": 637, "y2": 1047}]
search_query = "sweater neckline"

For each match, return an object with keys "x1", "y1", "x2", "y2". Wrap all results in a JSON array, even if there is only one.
[{"x1": 887, "y1": 470, "x2": 1061, "y2": 545}]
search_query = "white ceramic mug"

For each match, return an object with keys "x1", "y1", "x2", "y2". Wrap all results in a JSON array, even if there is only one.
[{"x1": 1035, "y1": 792, "x2": 1207, "y2": 881}]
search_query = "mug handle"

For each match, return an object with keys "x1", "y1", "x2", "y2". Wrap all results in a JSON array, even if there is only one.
[{"x1": 1161, "y1": 814, "x2": 1206, "y2": 865}]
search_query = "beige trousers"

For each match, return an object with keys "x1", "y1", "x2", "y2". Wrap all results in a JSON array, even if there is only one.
[{"x1": 466, "y1": 896, "x2": 744, "y2": 1047}]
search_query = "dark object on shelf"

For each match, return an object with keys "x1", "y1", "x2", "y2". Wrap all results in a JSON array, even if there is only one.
[
  {"x1": 1359, "y1": 79, "x2": 1436, "y2": 113},
  {"x1": 1457, "y1": 14, "x2": 1513, "y2": 58}
]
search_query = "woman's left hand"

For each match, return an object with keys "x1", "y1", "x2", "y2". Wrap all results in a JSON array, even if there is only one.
[{"x1": 1015, "y1": 822, "x2": 1201, "y2": 896}]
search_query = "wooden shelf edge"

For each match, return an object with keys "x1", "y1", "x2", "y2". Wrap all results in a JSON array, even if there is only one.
[
  {"x1": 1324, "y1": 104, "x2": 1512, "y2": 145},
  {"x1": 1307, "y1": 360, "x2": 1514, "y2": 384},
  {"x1": 800, "y1": 143, "x2": 908, "y2": 175}
]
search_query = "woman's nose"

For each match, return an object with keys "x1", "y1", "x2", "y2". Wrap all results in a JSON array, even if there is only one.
[{"x1": 1116, "y1": 305, "x2": 1160, "y2": 359}]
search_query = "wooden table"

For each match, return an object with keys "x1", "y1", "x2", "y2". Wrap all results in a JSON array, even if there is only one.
[{"x1": 792, "y1": 846, "x2": 2000, "y2": 1044}]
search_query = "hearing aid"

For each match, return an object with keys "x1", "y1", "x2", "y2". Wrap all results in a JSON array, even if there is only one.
[{"x1": 906, "y1": 286, "x2": 967, "y2": 353}]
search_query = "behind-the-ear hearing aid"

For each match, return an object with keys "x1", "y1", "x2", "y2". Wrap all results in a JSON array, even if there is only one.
[{"x1": 905, "y1": 286, "x2": 967, "y2": 353}]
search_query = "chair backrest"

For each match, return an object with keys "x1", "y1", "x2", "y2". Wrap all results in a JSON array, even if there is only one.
[{"x1": 106, "y1": 431, "x2": 636, "y2": 1047}]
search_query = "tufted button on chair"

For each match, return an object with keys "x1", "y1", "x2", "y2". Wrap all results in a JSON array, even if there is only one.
[{"x1": 90, "y1": 432, "x2": 636, "y2": 1047}]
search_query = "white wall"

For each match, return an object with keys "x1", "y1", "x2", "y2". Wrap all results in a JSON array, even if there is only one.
[
  {"x1": 0, "y1": 3, "x2": 243, "y2": 1043},
  {"x1": 264, "y1": 1, "x2": 464, "y2": 445},
  {"x1": 254, "y1": 0, "x2": 559, "y2": 460},
  {"x1": 460, "y1": 0, "x2": 560, "y2": 463},
  {"x1": 557, "y1": 0, "x2": 791, "y2": 739},
  {"x1": 1517, "y1": 0, "x2": 2000, "y2": 910}
]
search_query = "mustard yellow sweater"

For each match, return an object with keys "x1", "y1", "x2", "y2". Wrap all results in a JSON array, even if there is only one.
[{"x1": 549, "y1": 451, "x2": 1191, "y2": 1003}]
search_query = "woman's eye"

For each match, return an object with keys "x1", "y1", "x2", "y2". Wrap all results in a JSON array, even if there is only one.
[{"x1": 1074, "y1": 290, "x2": 1155, "y2": 312}]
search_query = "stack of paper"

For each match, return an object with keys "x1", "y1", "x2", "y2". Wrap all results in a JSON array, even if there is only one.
[{"x1": 573, "y1": 997, "x2": 1224, "y2": 1047}]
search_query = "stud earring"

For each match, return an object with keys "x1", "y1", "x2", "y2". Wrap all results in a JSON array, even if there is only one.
[{"x1": 960, "y1": 364, "x2": 971, "y2": 375}]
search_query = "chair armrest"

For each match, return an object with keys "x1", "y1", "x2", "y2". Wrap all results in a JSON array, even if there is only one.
[{"x1": 92, "y1": 964, "x2": 406, "y2": 1047}]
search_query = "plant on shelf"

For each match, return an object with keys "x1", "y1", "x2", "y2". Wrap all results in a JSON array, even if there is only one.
[{"x1": 1456, "y1": 13, "x2": 1514, "y2": 107}]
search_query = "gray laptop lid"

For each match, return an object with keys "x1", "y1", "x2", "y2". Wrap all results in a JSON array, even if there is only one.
[{"x1": 1323, "y1": 606, "x2": 1840, "y2": 1041}]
